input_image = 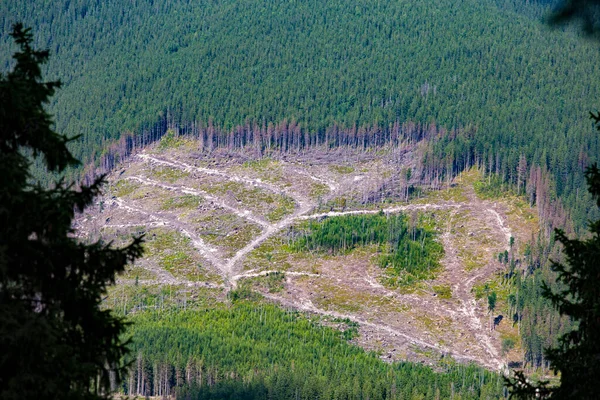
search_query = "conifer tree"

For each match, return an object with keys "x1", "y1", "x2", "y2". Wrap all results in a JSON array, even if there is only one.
[
  {"x1": 0, "y1": 24, "x2": 143, "y2": 400},
  {"x1": 506, "y1": 3, "x2": 600, "y2": 398},
  {"x1": 507, "y1": 116, "x2": 600, "y2": 398}
]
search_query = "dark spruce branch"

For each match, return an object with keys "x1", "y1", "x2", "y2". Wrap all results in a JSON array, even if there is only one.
[{"x1": 0, "y1": 24, "x2": 143, "y2": 400}]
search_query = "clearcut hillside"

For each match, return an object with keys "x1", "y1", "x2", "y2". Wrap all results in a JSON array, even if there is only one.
[{"x1": 78, "y1": 135, "x2": 542, "y2": 379}]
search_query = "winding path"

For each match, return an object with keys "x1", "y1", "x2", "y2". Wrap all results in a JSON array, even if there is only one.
[
  {"x1": 106, "y1": 151, "x2": 514, "y2": 370},
  {"x1": 260, "y1": 293, "x2": 499, "y2": 370},
  {"x1": 114, "y1": 198, "x2": 225, "y2": 275},
  {"x1": 125, "y1": 175, "x2": 269, "y2": 228}
]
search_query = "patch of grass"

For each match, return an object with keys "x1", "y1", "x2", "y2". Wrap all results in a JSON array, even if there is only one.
[
  {"x1": 122, "y1": 265, "x2": 156, "y2": 280},
  {"x1": 472, "y1": 277, "x2": 512, "y2": 305},
  {"x1": 160, "y1": 194, "x2": 203, "y2": 210},
  {"x1": 219, "y1": 224, "x2": 263, "y2": 255},
  {"x1": 243, "y1": 235, "x2": 292, "y2": 272},
  {"x1": 191, "y1": 212, "x2": 238, "y2": 236},
  {"x1": 501, "y1": 337, "x2": 516, "y2": 356},
  {"x1": 245, "y1": 272, "x2": 286, "y2": 293},
  {"x1": 312, "y1": 281, "x2": 363, "y2": 313},
  {"x1": 112, "y1": 180, "x2": 139, "y2": 197},
  {"x1": 149, "y1": 166, "x2": 189, "y2": 183},
  {"x1": 309, "y1": 277, "x2": 407, "y2": 314},
  {"x1": 498, "y1": 325, "x2": 522, "y2": 354},
  {"x1": 415, "y1": 314, "x2": 437, "y2": 331},
  {"x1": 414, "y1": 313, "x2": 453, "y2": 338},
  {"x1": 411, "y1": 345, "x2": 439, "y2": 361},
  {"x1": 309, "y1": 182, "x2": 330, "y2": 199},
  {"x1": 417, "y1": 210, "x2": 444, "y2": 232},
  {"x1": 432, "y1": 284, "x2": 452, "y2": 299},
  {"x1": 242, "y1": 158, "x2": 276, "y2": 172},
  {"x1": 266, "y1": 195, "x2": 296, "y2": 222},
  {"x1": 157, "y1": 129, "x2": 185, "y2": 151},
  {"x1": 237, "y1": 158, "x2": 287, "y2": 185},
  {"x1": 145, "y1": 229, "x2": 193, "y2": 271},
  {"x1": 505, "y1": 199, "x2": 538, "y2": 235},
  {"x1": 228, "y1": 286, "x2": 264, "y2": 302},
  {"x1": 203, "y1": 181, "x2": 296, "y2": 221},
  {"x1": 508, "y1": 197, "x2": 535, "y2": 216},
  {"x1": 203, "y1": 180, "x2": 237, "y2": 196},
  {"x1": 420, "y1": 184, "x2": 468, "y2": 203},
  {"x1": 191, "y1": 212, "x2": 262, "y2": 256},
  {"x1": 472, "y1": 282, "x2": 489, "y2": 300},
  {"x1": 473, "y1": 281, "x2": 501, "y2": 301},
  {"x1": 160, "y1": 251, "x2": 193, "y2": 272},
  {"x1": 146, "y1": 229, "x2": 183, "y2": 253},
  {"x1": 473, "y1": 174, "x2": 512, "y2": 200},
  {"x1": 144, "y1": 229, "x2": 221, "y2": 282},
  {"x1": 184, "y1": 264, "x2": 222, "y2": 283},
  {"x1": 458, "y1": 247, "x2": 487, "y2": 272},
  {"x1": 455, "y1": 168, "x2": 481, "y2": 185},
  {"x1": 329, "y1": 165, "x2": 355, "y2": 174}
]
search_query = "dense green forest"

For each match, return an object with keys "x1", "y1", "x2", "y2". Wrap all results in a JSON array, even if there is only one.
[
  {"x1": 2, "y1": 0, "x2": 600, "y2": 228},
  {"x1": 291, "y1": 213, "x2": 443, "y2": 286},
  {"x1": 125, "y1": 302, "x2": 504, "y2": 399},
  {"x1": 4, "y1": 0, "x2": 600, "y2": 390}
]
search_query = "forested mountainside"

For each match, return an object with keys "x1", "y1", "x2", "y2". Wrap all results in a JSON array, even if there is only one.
[
  {"x1": 3, "y1": 0, "x2": 599, "y2": 396},
  {"x1": 124, "y1": 304, "x2": 503, "y2": 398},
  {"x1": 2, "y1": 0, "x2": 600, "y2": 229}
]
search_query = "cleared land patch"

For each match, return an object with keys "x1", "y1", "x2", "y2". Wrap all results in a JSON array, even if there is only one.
[{"x1": 79, "y1": 144, "x2": 536, "y2": 371}]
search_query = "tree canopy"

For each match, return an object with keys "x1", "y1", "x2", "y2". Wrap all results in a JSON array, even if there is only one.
[
  {"x1": 0, "y1": 24, "x2": 143, "y2": 400},
  {"x1": 3, "y1": 0, "x2": 600, "y2": 229},
  {"x1": 507, "y1": 116, "x2": 600, "y2": 399}
]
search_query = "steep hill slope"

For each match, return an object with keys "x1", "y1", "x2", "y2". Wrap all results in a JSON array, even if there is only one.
[{"x1": 78, "y1": 136, "x2": 539, "y2": 375}]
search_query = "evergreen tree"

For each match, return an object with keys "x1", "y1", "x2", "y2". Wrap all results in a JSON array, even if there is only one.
[
  {"x1": 506, "y1": 2, "x2": 600, "y2": 397},
  {"x1": 542, "y1": 157, "x2": 600, "y2": 398},
  {"x1": 0, "y1": 24, "x2": 143, "y2": 400},
  {"x1": 507, "y1": 115, "x2": 600, "y2": 399},
  {"x1": 487, "y1": 292, "x2": 497, "y2": 314}
]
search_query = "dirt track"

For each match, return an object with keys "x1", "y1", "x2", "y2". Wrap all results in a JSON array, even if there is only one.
[{"x1": 81, "y1": 149, "x2": 516, "y2": 371}]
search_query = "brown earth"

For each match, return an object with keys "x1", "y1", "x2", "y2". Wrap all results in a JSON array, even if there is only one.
[{"x1": 77, "y1": 137, "x2": 537, "y2": 371}]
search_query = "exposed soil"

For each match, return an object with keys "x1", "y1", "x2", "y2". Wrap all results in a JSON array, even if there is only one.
[{"x1": 77, "y1": 143, "x2": 531, "y2": 371}]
